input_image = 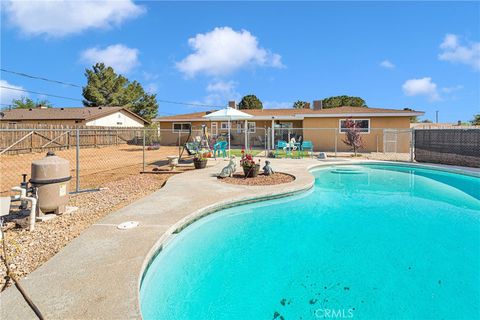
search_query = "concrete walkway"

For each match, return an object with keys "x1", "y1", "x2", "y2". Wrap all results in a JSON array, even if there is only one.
[
  {"x1": 2, "y1": 158, "x2": 478, "y2": 319},
  {"x1": 0, "y1": 157, "x2": 322, "y2": 319}
]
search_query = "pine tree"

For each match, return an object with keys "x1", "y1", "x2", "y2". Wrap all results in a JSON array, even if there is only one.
[
  {"x1": 293, "y1": 100, "x2": 309, "y2": 109},
  {"x1": 322, "y1": 96, "x2": 367, "y2": 108},
  {"x1": 238, "y1": 95, "x2": 263, "y2": 110},
  {"x1": 82, "y1": 63, "x2": 158, "y2": 121}
]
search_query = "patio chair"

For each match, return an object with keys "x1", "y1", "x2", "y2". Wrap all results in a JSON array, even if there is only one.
[
  {"x1": 301, "y1": 140, "x2": 314, "y2": 157},
  {"x1": 275, "y1": 140, "x2": 289, "y2": 157},
  {"x1": 214, "y1": 141, "x2": 228, "y2": 158}
]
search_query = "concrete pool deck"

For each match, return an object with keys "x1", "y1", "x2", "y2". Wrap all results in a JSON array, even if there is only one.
[{"x1": 1, "y1": 158, "x2": 479, "y2": 319}]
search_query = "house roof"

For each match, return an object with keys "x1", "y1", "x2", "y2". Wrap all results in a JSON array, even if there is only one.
[
  {"x1": 154, "y1": 106, "x2": 424, "y2": 122},
  {"x1": 0, "y1": 107, "x2": 150, "y2": 124}
]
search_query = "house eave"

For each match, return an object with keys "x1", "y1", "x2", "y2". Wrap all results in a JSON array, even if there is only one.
[
  {"x1": 301, "y1": 112, "x2": 424, "y2": 118},
  {"x1": 153, "y1": 111, "x2": 424, "y2": 122}
]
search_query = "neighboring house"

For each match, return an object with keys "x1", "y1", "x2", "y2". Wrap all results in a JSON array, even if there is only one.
[
  {"x1": 153, "y1": 103, "x2": 424, "y2": 153},
  {"x1": 0, "y1": 106, "x2": 149, "y2": 127}
]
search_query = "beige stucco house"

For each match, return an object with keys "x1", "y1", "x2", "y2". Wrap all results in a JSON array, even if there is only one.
[
  {"x1": 153, "y1": 104, "x2": 424, "y2": 153},
  {"x1": 0, "y1": 106, "x2": 149, "y2": 127}
]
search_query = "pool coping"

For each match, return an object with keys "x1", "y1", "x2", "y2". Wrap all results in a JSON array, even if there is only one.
[{"x1": 1, "y1": 158, "x2": 478, "y2": 319}]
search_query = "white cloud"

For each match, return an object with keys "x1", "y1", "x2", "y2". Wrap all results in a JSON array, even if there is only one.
[
  {"x1": 440, "y1": 34, "x2": 459, "y2": 50},
  {"x1": 3, "y1": 0, "x2": 144, "y2": 37},
  {"x1": 380, "y1": 60, "x2": 395, "y2": 69},
  {"x1": 263, "y1": 101, "x2": 292, "y2": 109},
  {"x1": 176, "y1": 27, "x2": 284, "y2": 78},
  {"x1": 0, "y1": 80, "x2": 26, "y2": 105},
  {"x1": 204, "y1": 80, "x2": 240, "y2": 106},
  {"x1": 438, "y1": 34, "x2": 480, "y2": 71},
  {"x1": 441, "y1": 85, "x2": 463, "y2": 93},
  {"x1": 402, "y1": 77, "x2": 440, "y2": 101},
  {"x1": 80, "y1": 44, "x2": 139, "y2": 73}
]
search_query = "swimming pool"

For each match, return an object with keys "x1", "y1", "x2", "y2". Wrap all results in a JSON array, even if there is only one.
[{"x1": 140, "y1": 164, "x2": 480, "y2": 319}]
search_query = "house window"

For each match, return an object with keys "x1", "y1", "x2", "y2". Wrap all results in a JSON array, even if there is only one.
[
  {"x1": 274, "y1": 122, "x2": 293, "y2": 129},
  {"x1": 220, "y1": 122, "x2": 230, "y2": 130},
  {"x1": 236, "y1": 122, "x2": 243, "y2": 133},
  {"x1": 236, "y1": 122, "x2": 256, "y2": 133},
  {"x1": 339, "y1": 119, "x2": 370, "y2": 133},
  {"x1": 247, "y1": 122, "x2": 256, "y2": 133},
  {"x1": 117, "y1": 122, "x2": 123, "y2": 125},
  {"x1": 211, "y1": 122, "x2": 218, "y2": 135},
  {"x1": 172, "y1": 122, "x2": 192, "y2": 133}
]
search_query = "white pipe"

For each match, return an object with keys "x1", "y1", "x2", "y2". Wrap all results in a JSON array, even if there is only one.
[
  {"x1": 11, "y1": 186, "x2": 38, "y2": 231},
  {"x1": 23, "y1": 196, "x2": 37, "y2": 232},
  {"x1": 11, "y1": 186, "x2": 26, "y2": 200},
  {"x1": 11, "y1": 186, "x2": 28, "y2": 208}
]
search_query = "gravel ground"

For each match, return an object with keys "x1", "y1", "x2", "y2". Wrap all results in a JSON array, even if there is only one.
[
  {"x1": 219, "y1": 172, "x2": 295, "y2": 186},
  {"x1": 0, "y1": 171, "x2": 189, "y2": 290}
]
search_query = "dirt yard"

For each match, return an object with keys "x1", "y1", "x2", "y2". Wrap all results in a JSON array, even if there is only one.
[{"x1": 0, "y1": 145, "x2": 182, "y2": 195}]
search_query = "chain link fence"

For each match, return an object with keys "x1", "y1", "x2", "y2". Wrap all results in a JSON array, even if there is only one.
[
  {"x1": 264, "y1": 127, "x2": 413, "y2": 161},
  {"x1": 0, "y1": 127, "x2": 165, "y2": 195},
  {"x1": 4, "y1": 125, "x2": 477, "y2": 196},
  {"x1": 414, "y1": 129, "x2": 480, "y2": 167}
]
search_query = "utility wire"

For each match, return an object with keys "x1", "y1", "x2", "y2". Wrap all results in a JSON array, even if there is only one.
[
  {"x1": 155, "y1": 99, "x2": 222, "y2": 108},
  {"x1": 1, "y1": 68, "x2": 225, "y2": 109},
  {"x1": 0, "y1": 85, "x2": 83, "y2": 102},
  {"x1": 1, "y1": 68, "x2": 81, "y2": 88},
  {"x1": 1, "y1": 85, "x2": 221, "y2": 110}
]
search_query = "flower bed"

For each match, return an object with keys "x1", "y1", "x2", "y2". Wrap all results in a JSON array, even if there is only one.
[{"x1": 218, "y1": 172, "x2": 295, "y2": 186}]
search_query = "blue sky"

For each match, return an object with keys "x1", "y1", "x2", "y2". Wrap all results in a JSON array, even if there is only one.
[{"x1": 1, "y1": 1, "x2": 479, "y2": 122}]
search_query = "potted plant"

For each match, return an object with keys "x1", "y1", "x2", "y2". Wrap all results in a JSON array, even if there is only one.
[
  {"x1": 193, "y1": 152, "x2": 208, "y2": 169},
  {"x1": 240, "y1": 150, "x2": 260, "y2": 178}
]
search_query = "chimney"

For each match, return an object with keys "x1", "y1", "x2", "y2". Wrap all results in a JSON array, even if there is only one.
[
  {"x1": 305, "y1": 102, "x2": 311, "y2": 109},
  {"x1": 313, "y1": 100, "x2": 323, "y2": 110},
  {"x1": 228, "y1": 100, "x2": 236, "y2": 109}
]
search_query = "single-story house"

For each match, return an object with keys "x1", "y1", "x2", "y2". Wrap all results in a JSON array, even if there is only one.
[
  {"x1": 0, "y1": 106, "x2": 149, "y2": 127},
  {"x1": 153, "y1": 102, "x2": 424, "y2": 153}
]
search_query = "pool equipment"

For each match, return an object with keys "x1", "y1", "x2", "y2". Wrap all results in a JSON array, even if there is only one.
[
  {"x1": 30, "y1": 151, "x2": 71, "y2": 215},
  {"x1": 6, "y1": 152, "x2": 72, "y2": 231}
]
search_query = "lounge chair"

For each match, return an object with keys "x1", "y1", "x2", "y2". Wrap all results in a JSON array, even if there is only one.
[
  {"x1": 214, "y1": 141, "x2": 228, "y2": 158},
  {"x1": 301, "y1": 140, "x2": 314, "y2": 157},
  {"x1": 275, "y1": 140, "x2": 289, "y2": 157}
]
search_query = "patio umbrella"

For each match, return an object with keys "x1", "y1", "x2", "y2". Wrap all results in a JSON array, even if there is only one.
[{"x1": 203, "y1": 107, "x2": 252, "y2": 157}]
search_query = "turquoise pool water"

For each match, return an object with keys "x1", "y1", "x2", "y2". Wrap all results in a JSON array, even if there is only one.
[{"x1": 140, "y1": 164, "x2": 480, "y2": 319}]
